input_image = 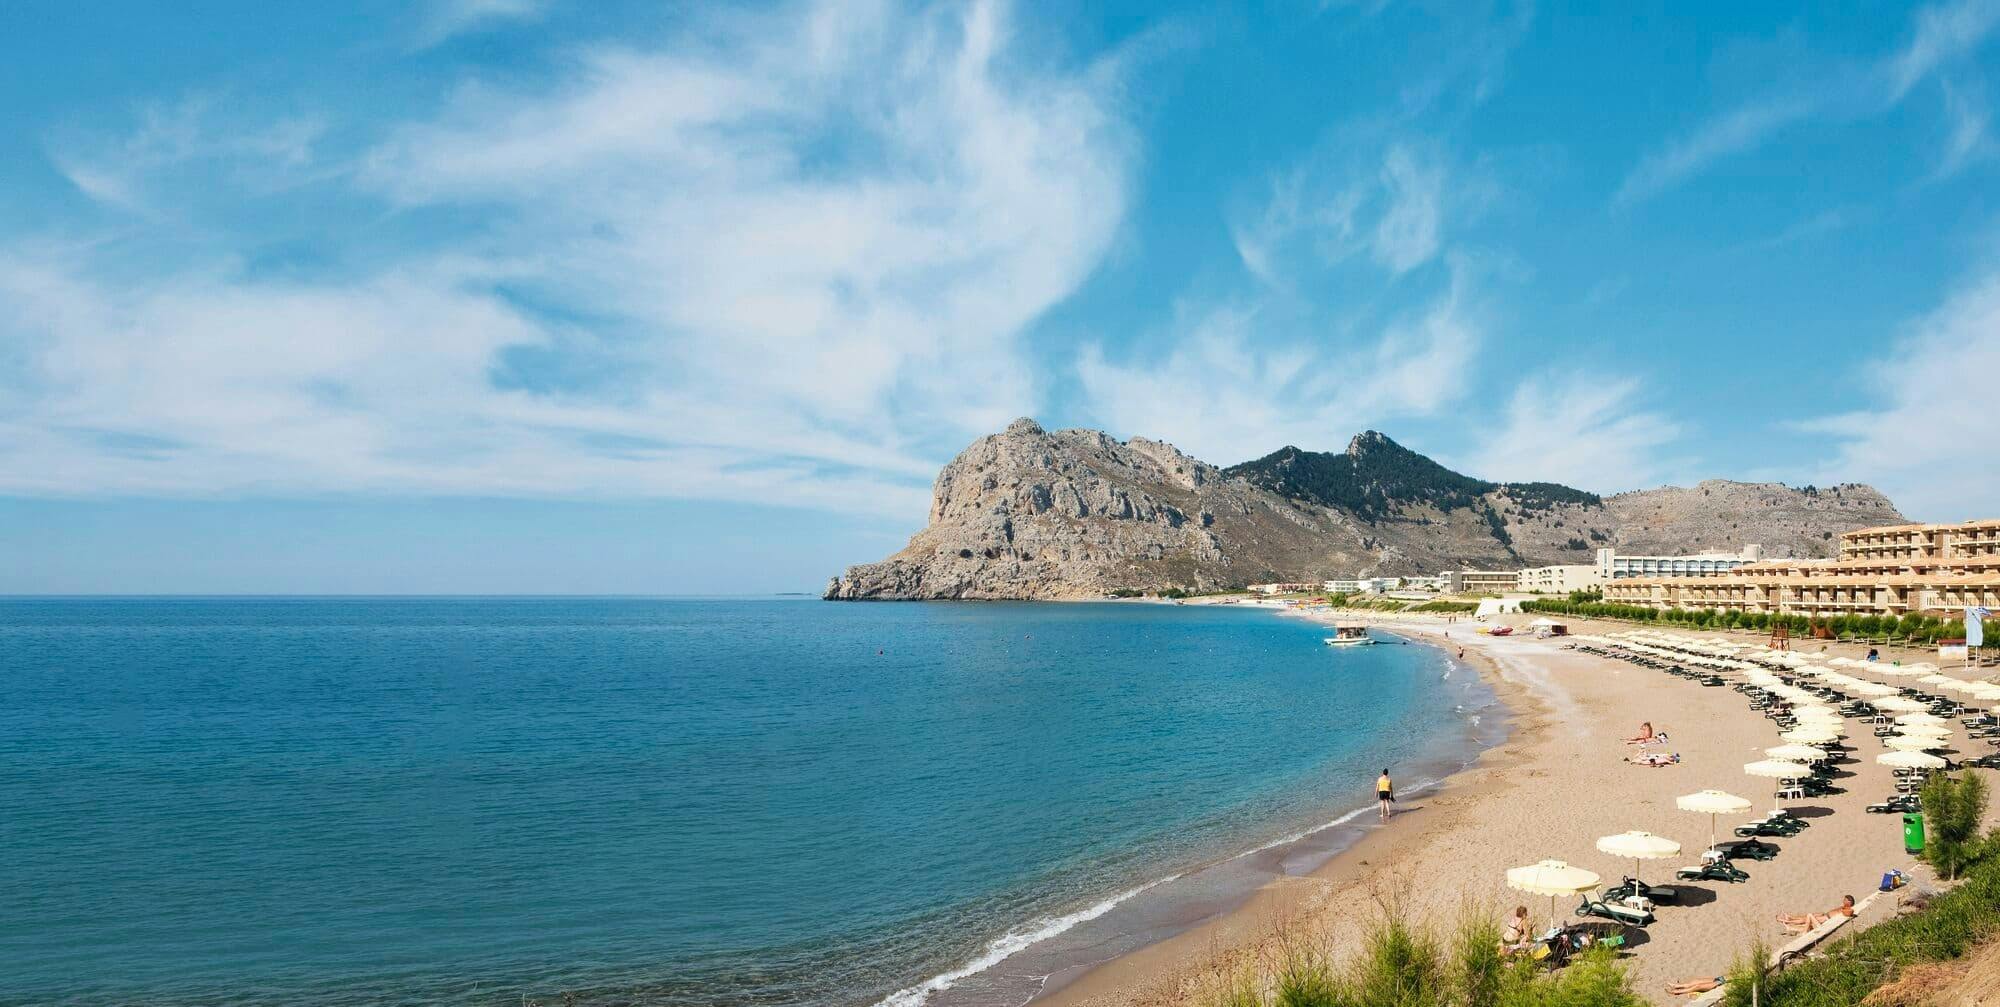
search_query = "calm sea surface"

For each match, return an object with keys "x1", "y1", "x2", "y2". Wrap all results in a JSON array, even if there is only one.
[{"x1": 0, "y1": 598, "x2": 1496, "y2": 1006}]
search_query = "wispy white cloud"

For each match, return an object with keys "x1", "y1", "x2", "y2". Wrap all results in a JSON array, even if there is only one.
[
  {"x1": 1613, "y1": 97, "x2": 1813, "y2": 208},
  {"x1": 413, "y1": 0, "x2": 549, "y2": 49},
  {"x1": 3, "y1": 0, "x2": 1140, "y2": 519},
  {"x1": 1887, "y1": 0, "x2": 2000, "y2": 101},
  {"x1": 1372, "y1": 144, "x2": 1443, "y2": 273},
  {"x1": 1933, "y1": 77, "x2": 1993, "y2": 179},
  {"x1": 1453, "y1": 375, "x2": 1683, "y2": 491},
  {"x1": 1231, "y1": 141, "x2": 1455, "y2": 285},
  {"x1": 1616, "y1": 0, "x2": 2000, "y2": 207},
  {"x1": 1074, "y1": 268, "x2": 1483, "y2": 465},
  {"x1": 49, "y1": 97, "x2": 324, "y2": 214},
  {"x1": 1797, "y1": 264, "x2": 2000, "y2": 520}
]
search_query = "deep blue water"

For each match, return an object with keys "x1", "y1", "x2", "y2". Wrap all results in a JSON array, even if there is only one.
[{"x1": 0, "y1": 598, "x2": 1492, "y2": 1006}]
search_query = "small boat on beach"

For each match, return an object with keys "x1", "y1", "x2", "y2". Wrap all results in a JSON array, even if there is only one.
[{"x1": 1323, "y1": 625, "x2": 1375, "y2": 647}]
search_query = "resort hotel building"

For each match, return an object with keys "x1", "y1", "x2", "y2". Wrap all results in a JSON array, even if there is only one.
[
  {"x1": 1464, "y1": 546, "x2": 1762, "y2": 596},
  {"x1": 1601, "y1": 519, "x2": 2000, "y2": 617}
]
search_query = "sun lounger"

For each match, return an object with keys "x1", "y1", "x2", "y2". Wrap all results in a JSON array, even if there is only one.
[
  {"x1": 1605, "y1": 875, "x2": 1677, "y2": 904},
  {"x1": 1577, "y1": 894, "x2": 1654, "y2": 927},
  {"x1": 1677, "y1": 856, "x2": 1749, "y2": 883},
  {"x1": 1735, "y1": 816, "x2": 1806, "y2": 837},
  {"x1": 1867, "y1": 795, "x2": 1920, "y2": 813},
  {"x1": 1711, "y1": 839, "x2": 1778, "y2": 861}
]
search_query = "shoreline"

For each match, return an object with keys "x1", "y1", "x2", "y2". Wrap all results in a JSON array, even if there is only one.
[
  {"x1": 1026, "y1": 614, "x2": 1552, "y2": 1007},
  {"x1": 1032, "y1": 613, "x2": 1978, "y2": 1007},
  {"x1": 903, "y1": 610, "x2": 1505, "y2": 1007}
]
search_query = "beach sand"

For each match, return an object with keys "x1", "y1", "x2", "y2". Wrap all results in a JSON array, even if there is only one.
[{"x1": 1034, "y1": 613, "x2": 1998, "y2": 1007}]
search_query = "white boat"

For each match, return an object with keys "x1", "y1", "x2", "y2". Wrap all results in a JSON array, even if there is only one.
[{"x1": 1323, "y1": 625, "x2": 1375, "y2": 647}]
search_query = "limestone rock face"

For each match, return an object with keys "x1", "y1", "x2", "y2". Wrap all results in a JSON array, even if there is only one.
[
  {"x1": 825, "y1": 419, "x2": 1353, "y2": 599},
  {"x1": 1605, "y1": 481, "x2": 1905, "y2": 559},
  {"x1": 823, "y1": 420, "x2": 1907, "y2": 600}
]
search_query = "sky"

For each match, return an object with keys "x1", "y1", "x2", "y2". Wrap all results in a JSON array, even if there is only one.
[{"x1": 3, "y1": 0, "x2": 1998, "y2": 594}]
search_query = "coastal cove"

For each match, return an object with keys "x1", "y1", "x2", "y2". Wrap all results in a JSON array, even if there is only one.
[
  {"x1": 0, "y1": 598, "x2": 1497, "y2": 1007},
  {"x1": 1039, "y1": 611, "x2": 1997, "y2": 1007}
]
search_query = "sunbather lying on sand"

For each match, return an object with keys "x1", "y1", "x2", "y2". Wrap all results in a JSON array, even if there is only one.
[
  {"x1": 1664, "y1": 976, "x2": 1725, "y2": 996},
  {"x1": 1625, "y1": 752, "x2": 1680, "y2": 767},
  {"x1": 1777, "y1": 895, "x2": 1855, "y2": 933}
]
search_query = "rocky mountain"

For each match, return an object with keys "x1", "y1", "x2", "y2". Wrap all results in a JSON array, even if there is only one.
[{"x1": 823, "y1": 420, "x2": 1906, "y2": 600}]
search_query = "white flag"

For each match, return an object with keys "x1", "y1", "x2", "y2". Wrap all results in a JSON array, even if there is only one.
[{"x1": 1970, "y1": 607, "x2": 1988, "y2": 649}]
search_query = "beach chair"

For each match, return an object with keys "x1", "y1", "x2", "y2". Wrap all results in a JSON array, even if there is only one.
[
  {"x1": 1735, "y1": 816, "x2": 1806, "y2": 838},
  {"x1": 1711, "y1": 839, "x2": 1779, "y2": 861},
  {"x1": 1605, "y1": 875, "x2": 1677, "y2": 904},
  {"x1": 1866, "y1": 795, "x2": 1920, "y2": 814},
  {"x1": 1576, "y1": 894, "x2": 1654, "y2": 927},
  {"x1": 1677, "y1": 855, "x2": 1749, "y2": 883}
]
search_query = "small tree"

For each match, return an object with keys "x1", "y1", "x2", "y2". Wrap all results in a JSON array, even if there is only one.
[{"x1": 1921, "y1": 771, "x2": 1996, "y2": 880}]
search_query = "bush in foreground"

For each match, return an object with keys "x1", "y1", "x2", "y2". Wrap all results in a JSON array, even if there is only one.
[
  {"x1": 1198, "y1": 910, "x2": 1642, "y2": 1007},
  {"x1": 1720, "y1": 853, "x2": 2000, "y2": 1007},
  {"x1": 1920, "y1": 770, "x2": 1998, "y2": 880}
]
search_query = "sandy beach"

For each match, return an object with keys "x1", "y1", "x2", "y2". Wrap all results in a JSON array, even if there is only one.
[{"x1": 1034, "y1": 610, "x2": 1999, "y2": 1007}]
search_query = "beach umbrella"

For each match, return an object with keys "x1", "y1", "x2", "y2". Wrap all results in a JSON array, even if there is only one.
[
  {"x1": 1878, "y1": 750, "x2": 1947, "y2": 770},
  {"x1": 1920, "y1": 675, "x2": 1958, "y2": 686},
  {"x1": 1896, "y1": 713, "x2": 1949, "y2": 725},
  {"x1": 1885, "y1": 735, "x2": 1946, "y2": 752},
  {"x1": 1782, "y1": 726, "x2": 1840, "y2": 744},
  {"x1": 1506, "y1": 859, "x2": 1600, "y2": 922},
  {"x1": 1745, "y1": 759, "x2": 1813, "y2": 814},
  {"x1": 1745, "y1": 759, "x2": 1812, "y2": 778},
  {"x1": 1874, "y1": 665, "x2": 1927, "y2": 678},
  {"x1": 1968, "y1": 686, "x2": 2000, "y2": 703},
  {"x1": 1854, "y1": 682, "x2": 1898, "y2": 697},
  {"x1": 1877, "y1": 696, "x2": 1928, "y2": 712},
  {"x1": 1596, "y1": 831, "x2": 1682, "y2": 884},
  {"x1": 1766, "y1": 743, "x2": 1828, "y2": 762},
  {"x1": 1676, "y1": 789, "x2": 1754, "y2": 848},
  {"x1": 1896, "y1": 724, "x2": 1953, "y2": 739}
]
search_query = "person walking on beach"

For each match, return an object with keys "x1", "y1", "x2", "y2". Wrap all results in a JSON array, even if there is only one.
[{"x1": 1377, "y1": 769, "x2": 1394, "y2": 821}]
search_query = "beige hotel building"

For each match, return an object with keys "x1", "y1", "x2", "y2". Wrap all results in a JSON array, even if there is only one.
[{"x1": 1602, "y1": 519, "x2": 2000, "y2": 617}]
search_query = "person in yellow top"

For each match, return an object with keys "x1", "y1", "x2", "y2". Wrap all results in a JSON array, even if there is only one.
[{"x1": 1377, "y1": 769, "x2": 1394, "y2": 821}]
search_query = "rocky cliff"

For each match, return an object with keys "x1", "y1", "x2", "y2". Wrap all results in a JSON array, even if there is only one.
[{"x1": 823, "y1": 420, "x2": 1906, "y2": 600}]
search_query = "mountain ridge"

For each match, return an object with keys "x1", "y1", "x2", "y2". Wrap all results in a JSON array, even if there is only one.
[{"x1": 823, "y1": 419, "x2": 1906, "y2": 600}]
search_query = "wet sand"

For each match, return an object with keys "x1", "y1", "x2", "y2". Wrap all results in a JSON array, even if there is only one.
[{"x1": 1035, "y1": 614, "x2": 1995, "y2": 1007}]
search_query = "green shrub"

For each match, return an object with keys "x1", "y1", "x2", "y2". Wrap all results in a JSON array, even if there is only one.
[
  {"x1": 1922, "y1": 771, "x2": 1997, "y2": 880},
  {"x1": 1410, "y1": 601, "x2": 1478, "y2": 614},
  {"x1": 1721, "y1": 853, "x2": 2000, "y2": 1007},
  {"x1": 1194, "y1": 909, "x2": 1641, "y2": 1007}
]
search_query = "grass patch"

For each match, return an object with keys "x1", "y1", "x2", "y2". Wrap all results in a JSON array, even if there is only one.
[
  {"x1": 1194, "y1": 907, "x2": 1643, "y2": 1007},
  {"x1": 1408, "y1": 601, "x2": 1479, "y2": 614}
]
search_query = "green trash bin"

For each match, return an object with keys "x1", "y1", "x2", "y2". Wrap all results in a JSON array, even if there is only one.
[{"x1": 1904, "y1": 812, "x2": 1925, "y2": 855}]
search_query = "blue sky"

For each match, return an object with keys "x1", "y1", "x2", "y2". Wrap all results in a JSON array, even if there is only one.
[{"x1": 3, "y1": 0, "x2": 1998, "y2": 594}]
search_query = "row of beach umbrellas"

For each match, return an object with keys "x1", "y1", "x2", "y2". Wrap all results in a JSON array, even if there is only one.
[
  {"x1": 1504, "y1": 794, "x2": 1754, "y2": 919},
  {"x1": 1507, "y1": 629, "x2": 1982, "y2": 924}
]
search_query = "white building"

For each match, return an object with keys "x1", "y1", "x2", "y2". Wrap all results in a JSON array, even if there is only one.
[
  {"x1": 1444, "y1": 569, "x2": 1521, "y2": 594},
  {"x1": 1596, "y1": 545, "x2": 1763, "y2": 581},
  {"x1": 1323, "y1": 577, "x2": 1403, "y2": 594},
  {"x1": 1518, "y1": 564, "x2": 1605, "y2": 594},
  {"x1": 1249, "y1": 582, "x2": 1320, "y2": 595}
]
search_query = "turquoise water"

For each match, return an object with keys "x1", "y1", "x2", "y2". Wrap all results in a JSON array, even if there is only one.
[{"x1": 0, "y1": 598, "x2": 1495, "y2": 1006}]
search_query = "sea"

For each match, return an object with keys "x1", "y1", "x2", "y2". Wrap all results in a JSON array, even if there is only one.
[{"x1": 0, "y1": 597, "x2": 1503, "y2": 1007}]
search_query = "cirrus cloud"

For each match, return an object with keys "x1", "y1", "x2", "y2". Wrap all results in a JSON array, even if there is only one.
[{"x1": 4, "y1": 0, "x2": 1143, "y2": 520}]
